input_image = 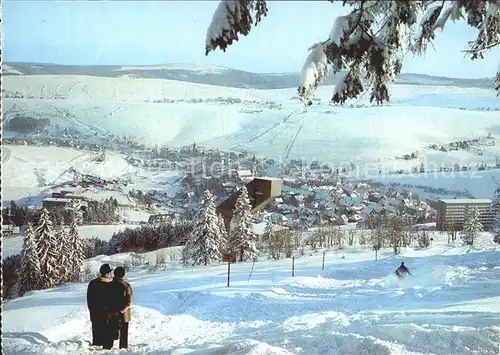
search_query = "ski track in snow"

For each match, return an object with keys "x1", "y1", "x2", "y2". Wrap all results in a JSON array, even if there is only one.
[
  {"x1": 3, "y1": 236, "x2": 500, "y2": 355},
  {"x1": 229, "y1": 110, "x2": 296, "y2": 150},
  {"x1": 83, "y1": 85, "x2": 95, "y2": 101}
]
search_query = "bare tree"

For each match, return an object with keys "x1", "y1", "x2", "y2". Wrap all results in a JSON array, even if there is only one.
[
  {"x1": 417, "y1": 231, "x2": 431, "y2": 248},
  {"x1": 358, "y1": 231, "x2": 367, "y2": 246},
  {"x1": 282, "y1": 229, "x2": 293, "y2": 258},
  {"x1": 205, "y1": 1, "x2": 500, "y2": 105},
  {"x1": 385, "y1": 214, "x2": 412, "y2": 254},
  {"x1": 347, "y1": 229, "x2": 355, "y2": 246},
  {"x1": 447, "y1": 220, "x2": 458, "y2": 243},
  {"x1": 332, "y1": 227, "x2": 346, "y2": 249},
  {"x1": 306, "y1": 227, "x2": 329, "y2": 250},
  {"x1": 370, "y1": 226, "x2": 385, "y2": 260}
]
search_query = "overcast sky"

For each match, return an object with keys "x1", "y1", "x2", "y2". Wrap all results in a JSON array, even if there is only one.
[{"x1": 4, "y1": 0, "x2": 499, "y2": 78}]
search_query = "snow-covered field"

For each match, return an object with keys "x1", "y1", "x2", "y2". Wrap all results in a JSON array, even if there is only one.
[
  {"x1": 3, "y1": 233, "x2": 500, "y2": 354},
  {"x1": 4, "y1": 75, "x2": 500, "y2": 167},
  {"x1": 2, "y1": 144, "x2": 182, "y2": 207},
  {"x1": 2, "y1": 145, "x2": 136, "y2": 202},
  {"x1": 371, "y1": 169, "x2": 500, "y2": 200}
]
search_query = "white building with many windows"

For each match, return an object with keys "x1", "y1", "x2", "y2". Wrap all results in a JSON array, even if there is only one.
[{"x1": 436, "y1": 198, "x2": 494, "y2": 231}]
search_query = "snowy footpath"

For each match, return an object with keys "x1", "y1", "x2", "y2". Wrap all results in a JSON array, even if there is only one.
[{"x1": 3, "y1": 235, "x2": 500, "y2": 355}]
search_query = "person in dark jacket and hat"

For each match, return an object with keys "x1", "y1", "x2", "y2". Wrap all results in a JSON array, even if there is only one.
[
  {"x1": 87, "y1": 263, "x2": 113, "y2": 348},
  {"x1": 395, "y1": 262, "x2": 412, "y2": 279},
  {"x1": 107, "y1": 266, "x2": 133, "y2": 349}
]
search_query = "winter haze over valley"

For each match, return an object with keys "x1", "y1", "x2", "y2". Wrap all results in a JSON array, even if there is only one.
[{"x1": 3, "y1": 0, "x2": 500, "y2": 354}]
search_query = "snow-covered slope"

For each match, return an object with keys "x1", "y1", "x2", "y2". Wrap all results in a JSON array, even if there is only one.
[
  {"x1": 372, "y1": 169, "x2": 500, "y2": 200},
  {"x1": 115, "y1": 63, "x2": 231, "y2": 75},
  {"x1": 2, "y1": 145, "x2": 136, "y2": 202},
  {"x1": 3, "y1": 75, "x2": 500, "y2": 166},
  {"x1": 3, "y1": 233, "x2": 500, "y2": 354},
  {"x1": 2, "y1": 144, "x2": 182, "y2": 210}
]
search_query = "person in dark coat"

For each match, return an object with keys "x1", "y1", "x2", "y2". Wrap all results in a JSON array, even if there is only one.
[
  {"x1": 107, "y1": 266, "x2": 133, "y2": 349},
  {"x1": 86, "y1": 263, "x2": 113, "y2": 348},
  {"x1": 395, "y1": 262, "x2": 412, "y2": 279}
]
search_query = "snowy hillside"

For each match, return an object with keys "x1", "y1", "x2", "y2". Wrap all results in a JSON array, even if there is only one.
[
  {"x1": 2, "y1": 145, "x2": 182, "y2": 215},
  {"x1": 3, "y1": 62, "x2": 494, "y2": 89},
  {"x1": 3, "y1": 74, "x2": 500, "y2": 168},
  {"x1": 372, "y1": 169, "x2": 500, "y2": 200},
  {"x1": 2, "y1": 145, "x2": 136, "y2": 202},
  {"x1": 3, "y1": 233, "x2": 500, "y2": 354}
]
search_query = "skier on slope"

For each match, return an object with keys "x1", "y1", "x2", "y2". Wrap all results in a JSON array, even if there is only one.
[{"x1": 395, "y1": 262, "x2": 412, "y2": 279}]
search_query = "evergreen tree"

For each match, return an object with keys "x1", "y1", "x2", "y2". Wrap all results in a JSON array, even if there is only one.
[
  {"x1": 54, "y1": 224, "x2": 72, "y2": 284},
  {"x1": 17, "y1": 223, "x2": 42, "y2": 296},
  {"x1": 261, "y1": 218, "x2": 275, "y2": 248},
  {"x1": 492, "y1": 185, "x2": 500, "y2": 243},
  {"x1": 68, "y1": 218, "x2": 86, "y2": 281},
  {"x1": 230, "y1": 186, "x2": 258, "y2": 262},
  {"x1": 462, "y1": 207, "x2": 483, "y2": 246},
  {"x1": 70, "y1": 200, "x2": 84, "y2": 225},
  {"x1": 36, "y1": 208, "x2": 59, "y2": 288},
  {"x1": 217, "y1": 214, "x2": 229, "y2": 252},
  {"x1": 185, "y1": 191, "x2": 224, "y2": 266}
]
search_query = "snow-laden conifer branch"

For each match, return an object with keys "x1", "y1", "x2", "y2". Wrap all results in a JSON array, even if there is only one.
[
  {"x1": 205, "y1": 0, "x2": 500, "y2": 104},
  {"x1": 205, "y1": 0, "x2": 268, "y2": 55},
  {"x1": 465, "y1": 2, "x2": 500, "y2": 60}
]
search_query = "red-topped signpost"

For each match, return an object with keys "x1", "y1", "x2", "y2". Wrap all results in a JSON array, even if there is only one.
[{"x1": 223, "y1": 253, "x2": 236, "y2": 287}]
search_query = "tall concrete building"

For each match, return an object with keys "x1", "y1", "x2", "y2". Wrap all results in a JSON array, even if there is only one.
[
  {"x1": 436, "y1": 198, "x2": 494, "y2": 231},
  {"x1": 216, "y1": 177, "x2": 282, "y2": 232}
]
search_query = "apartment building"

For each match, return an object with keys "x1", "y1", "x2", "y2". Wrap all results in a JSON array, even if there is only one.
[{"x1": 436, "y1": 198, "x2": 494, "y2": 231}]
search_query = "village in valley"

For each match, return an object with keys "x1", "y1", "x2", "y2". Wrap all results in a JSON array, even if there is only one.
[
  {"x1": 3, "y1": 0, "x2": 500, "y2": 352},
  {"x1": 3, "y1": 132, "x2": 498, "y2": 249}
]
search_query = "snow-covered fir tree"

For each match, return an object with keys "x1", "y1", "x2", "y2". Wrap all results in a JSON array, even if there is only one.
[
  {"x1": 261, "y1": 218, "x2": 275, "y2": 247},
  {"x1": 205, "y1": 1, "x2": 500, "y2": 104},
  {"x1": 68, "y1": 218, "x2": 86, "y2": 281},
  {"x1": 492, "y1": 184, "x2": 500, "y2": 243},
  {"x1": 217, "y1": 213, "x2": 229, "y2": 252},
  {"x1": 70, "y1": 199, "x2": 84, "y2": 225},
  {"x1": 462, "y1": 207, "x2": 483, "y2": 246},
  {"x1": 185, "y1": 190, "x2": 225, "y2": 266},
  {"x1": 230, "y1": 186, "x2": 258, "y2": 262},
  {"x1": 36, "y1": 208, "x2": 60, "y2": 288},
  {"x1": 17, "y1": 222, "x2": 42, "y2": 296},
  {"x1": 54, "y1": 224, "x2": 72, "y2": 284}
]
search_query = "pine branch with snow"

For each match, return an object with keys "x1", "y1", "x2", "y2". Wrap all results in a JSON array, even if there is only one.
[
  {"x1": 17, "y1": 223, "x2": 42, "y2": 296},
  {"x1": 185, "y1": 190, "x2": 225, "y2": 266},
  {"x1": 462, "y1": 207, "x2": 483, "y2": 246},
  {"x1": 230, "y1": 186, "x2": 258, "y2": 262},
  {"x1": 35, "y1": 208, "x2": 60, "y2": 289},
  {"x1": 463, "y1": 2, "x2": 500, "y2": 60},
  {"x1": 206, "y1": 0, "x2": 500, "y2": 104},
  {"x1": 205, "y1": 0, "x2": 268, "y2": 55}
]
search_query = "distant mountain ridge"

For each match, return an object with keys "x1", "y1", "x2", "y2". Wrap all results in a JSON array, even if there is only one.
[{"x1": 2, "y1": 62, "x2": 494, "y2": 90}]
